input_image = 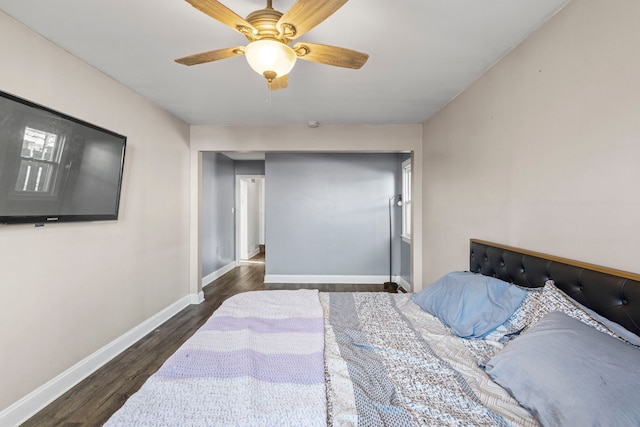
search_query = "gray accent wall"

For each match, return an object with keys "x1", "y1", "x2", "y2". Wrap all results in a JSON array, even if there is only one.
[
  {"x1": 201, "y1": 152, "x2": 235, "y2": 278},
  {"x1": 235, "y1": 160, "x2": 265, "y2": 176},
  {"x1": 265, "y1": 153, "x2": 402, "y2": 278}
]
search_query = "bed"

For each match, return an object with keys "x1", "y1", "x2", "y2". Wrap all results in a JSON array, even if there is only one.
[{"x1": 105, "y1": 239, "x2": 640, "y2": 426}]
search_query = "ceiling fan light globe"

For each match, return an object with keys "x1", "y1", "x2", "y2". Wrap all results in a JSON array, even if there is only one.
[{"x1": 245, "y1": 40, "x2": 296, "y2": 80}]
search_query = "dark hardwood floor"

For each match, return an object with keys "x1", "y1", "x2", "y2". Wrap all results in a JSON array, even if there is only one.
[{"x1": 21, "y1": 253, "x2": 386, "y2": 426}]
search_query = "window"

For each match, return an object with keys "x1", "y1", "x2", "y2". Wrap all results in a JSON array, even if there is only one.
[
  {"x1": 14, "y1": 126, "x2": 62, "y2": 194},
  {"x1": 401, "y1": 158, "x2": 411, "y2": 241}
]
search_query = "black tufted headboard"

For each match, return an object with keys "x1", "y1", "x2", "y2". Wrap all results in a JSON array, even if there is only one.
[{"x1": 470, "y1": 239, "x2": 640, "y2": 336}]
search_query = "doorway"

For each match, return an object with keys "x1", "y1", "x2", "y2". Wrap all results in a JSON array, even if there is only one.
[{"x1": 236, "y1": 175, "x2": 265, "y2": 265}]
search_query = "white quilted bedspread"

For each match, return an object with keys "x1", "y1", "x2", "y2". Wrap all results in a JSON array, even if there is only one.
[{"x1": 105, "y1": 289, "x2": 326, "y2": 427}]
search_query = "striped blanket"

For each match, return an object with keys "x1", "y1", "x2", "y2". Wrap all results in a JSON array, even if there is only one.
[
  {"x1": 107, "y1": 290, "x2": 537, "y2": 427},
  {"x1": 105, "y1": 289, "x2": 326, "y2": 427}
]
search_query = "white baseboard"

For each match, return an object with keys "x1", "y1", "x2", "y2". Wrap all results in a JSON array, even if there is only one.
[
  {"x1": 264, "y1": 274, "x2": 390, "y2": 284},
  {"x1": 0, "y1": 293, "x2": 196, "y2": 427},
  {"x1": 264, "y1": 274, "x2": 412, "y2": 290},
  {"x1": 396, "y1": 275, "x2": 413, "y2": 292},
  {"x1": 201, "y1": 262, "x2": 236, "y2": 288},
  {"x1": 190, "y1": 290, "x2": 205, "y2": 304},
  {"x1": 246, "y1": 248, "x2": 260, "y2": 259}
]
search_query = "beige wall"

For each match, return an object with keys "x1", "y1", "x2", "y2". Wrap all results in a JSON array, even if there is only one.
[
  {"x1": 189, "y1": 125, "x2": 424, "y2": 293},
  {"x1": 8, "y1": 0, "x2": 638, "y2": 416},
  {"x1": 0, "y1": 13, "x2": 191, "y2": 412},
  {"x1": 422, "y1": 0, "x2": 640, "y2": 282}
]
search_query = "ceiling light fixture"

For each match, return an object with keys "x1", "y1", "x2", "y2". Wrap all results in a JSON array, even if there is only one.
[
  {"x1": 244, "y1": 39, "x2": 297, "y2": 83},
  {"x1": 176, "y1": 0, "x2": 369, "y2": 91}
]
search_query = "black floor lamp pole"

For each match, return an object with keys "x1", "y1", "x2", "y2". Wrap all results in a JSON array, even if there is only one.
[{"x1": 384, "y1": 195, "x2": 401, "y2": 292}]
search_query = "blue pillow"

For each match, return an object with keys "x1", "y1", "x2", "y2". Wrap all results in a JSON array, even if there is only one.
[
  {"x1": 484, "y1": 312, "x2": 640, "y2": 426},
  {"x1": 411, "y1": 271, "x2": 527, "y2": 338}
]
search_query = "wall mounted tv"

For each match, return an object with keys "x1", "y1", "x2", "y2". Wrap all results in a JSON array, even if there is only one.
[{"x1": 0, "y1": 90, "x2": 126, "y2": 225}]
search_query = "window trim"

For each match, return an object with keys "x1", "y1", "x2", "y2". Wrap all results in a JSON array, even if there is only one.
[{"x1": 401, "y1": 158, "x2": 412, "y2": 242}]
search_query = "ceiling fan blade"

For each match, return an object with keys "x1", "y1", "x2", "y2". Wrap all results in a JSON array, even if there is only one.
[
  {"x1": 277, "y1": 0, "x2": 349, "y2": 40},
  {"x1": 293, "y1": 42, "x2": 368, "y2": 69},
  {"x1": 268, "y1": 75, "x2": 288, "y2": 91},
  {"x1": 175, "y1": 46, "x2": 244, "y2": 66},
  {"x1": 185, "y1": 0, "x2": 257, "y2": 38}
]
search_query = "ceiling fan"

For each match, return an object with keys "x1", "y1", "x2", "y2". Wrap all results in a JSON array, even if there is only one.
[{"x1": 175, "y1": 0, "x2": 369, "y2": 90}]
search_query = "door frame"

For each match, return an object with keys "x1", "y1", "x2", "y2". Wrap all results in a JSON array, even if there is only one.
[{"x1": 235, "y1": 174, "x2": 265, "y2": 266}]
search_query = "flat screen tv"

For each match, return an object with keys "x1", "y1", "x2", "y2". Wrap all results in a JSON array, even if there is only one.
[{"x1": 0, "y1": 90, "x2": 126, "y2": 225}]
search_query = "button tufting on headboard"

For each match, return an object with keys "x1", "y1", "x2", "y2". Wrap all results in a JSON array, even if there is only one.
[{"x1": 470, "y1": 239, "x2": 640, "y2": 336}]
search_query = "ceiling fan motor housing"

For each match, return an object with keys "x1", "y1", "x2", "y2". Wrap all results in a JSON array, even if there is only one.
[{"x1": 245, "y1": 8, "x2": 287, "y2": 41}]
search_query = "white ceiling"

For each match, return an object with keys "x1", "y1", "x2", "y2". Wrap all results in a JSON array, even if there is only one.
[{"x1": 0, "y1": 0, "x2": 568, "y2": 126}]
